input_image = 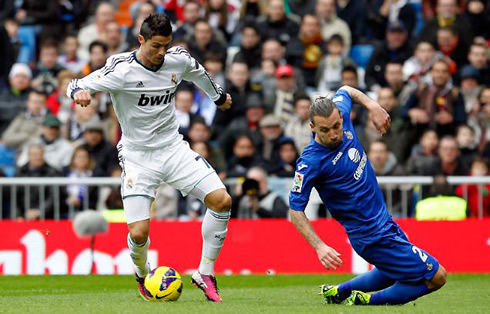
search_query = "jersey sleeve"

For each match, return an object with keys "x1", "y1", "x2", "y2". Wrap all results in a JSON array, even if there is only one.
[
  {"x1": 66, "y1": 55, "x2": 126, "y2": 99},
  {"x1": 179, "y1": 47, "x2": 226, "y2": 106},
  {"x1": 289, "y1": 156, "x2": 317, "y2": 211},
  {"x1": 332, "y1": 87, "x2": 352, "y2": 118}
]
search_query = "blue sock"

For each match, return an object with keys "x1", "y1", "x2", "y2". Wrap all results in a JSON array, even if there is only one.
[
  {"x1": 338, "y1": 268, "x2": 395, "y2": 300},
  {"x1": 369, "y1": 282, "x2": 431, "y2": 305}
]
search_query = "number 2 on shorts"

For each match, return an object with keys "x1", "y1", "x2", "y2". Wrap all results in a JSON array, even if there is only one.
[{"x1": 412, "y1": 246, "x2": 428, "y2": 262}]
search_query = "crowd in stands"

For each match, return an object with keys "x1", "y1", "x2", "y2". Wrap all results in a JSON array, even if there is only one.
[{"x1": 0, "y1": 0, "x2": 489, "y2": 220}]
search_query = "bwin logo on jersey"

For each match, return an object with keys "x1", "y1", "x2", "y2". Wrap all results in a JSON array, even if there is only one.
[
  {"x1": 348, "y1": 148, "x2": 361, "y2": 163},
  {"x1": 137, "y1": 91, "x2": 175, "y2": 106}
]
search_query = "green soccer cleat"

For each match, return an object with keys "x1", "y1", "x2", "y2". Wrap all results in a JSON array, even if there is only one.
[
  {"x1": 342, "y1": 290, "x2": 371, "y2": 306},
  {"x1": 319, "y1": 284, "x2": 345, "y2": 304}
]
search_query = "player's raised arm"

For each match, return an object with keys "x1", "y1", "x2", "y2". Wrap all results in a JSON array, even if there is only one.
[
  {"x1": 66, "y1": 55, "x2": 127, "y2": 107},
  {"x1": 290, "y1": 210, "x2": 342, "y2": 270},
  {"x1": 339, "y1": 85, "x2": 391, "y2": 134},
  {"x1": 180, "y1": 51, "x2": 232, "y2": 111}
]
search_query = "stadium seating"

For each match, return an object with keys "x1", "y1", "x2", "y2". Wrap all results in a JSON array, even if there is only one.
[
  {"x1": 0, "y1": 144, "x2": 15, "y2": 177},
  {"x1": 349, "y1": 44, "x2": 374, "y2": 69}
]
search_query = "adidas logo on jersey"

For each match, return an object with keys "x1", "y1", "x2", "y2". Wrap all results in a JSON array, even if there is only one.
[
  {"x1": 137, "y1": 91, "x2": 176, "y2": 106},
  {"x1": 136, "y1": 81, "x2": 145, "y2": 88}
]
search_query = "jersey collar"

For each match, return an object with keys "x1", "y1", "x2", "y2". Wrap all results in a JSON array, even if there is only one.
[{"x1": 133, "y1": 50, "x2": 164, "y2": 72}]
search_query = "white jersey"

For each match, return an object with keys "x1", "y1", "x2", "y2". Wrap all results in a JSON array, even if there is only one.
[{"x1": 67, "y1": 47, "x2": 225, "y2": 150}]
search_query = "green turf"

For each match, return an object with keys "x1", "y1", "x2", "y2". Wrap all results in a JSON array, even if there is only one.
[{"x1": 0, "y1": 274, "x2": 488, "y2": 313}]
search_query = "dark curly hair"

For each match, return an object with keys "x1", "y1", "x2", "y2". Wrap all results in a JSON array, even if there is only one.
[{"x1": 139, "y1": 13, "x2": 172, "y2": 40}]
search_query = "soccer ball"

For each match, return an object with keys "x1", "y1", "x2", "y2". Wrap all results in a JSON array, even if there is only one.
[{"x1": 144, "y1": 266, "x2": 183, "y2": 301}]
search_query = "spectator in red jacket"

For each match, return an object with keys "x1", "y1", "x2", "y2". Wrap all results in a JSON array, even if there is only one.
[{"x1": 455, "y1": 157, "x2": 490, "y2": 217}]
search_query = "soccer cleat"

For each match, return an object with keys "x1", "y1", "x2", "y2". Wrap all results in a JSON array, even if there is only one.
[
  {"x1": 342, "y1": 290, "x2": 371, "y2": 306},
  {"x1": 191, "y1": 271, "x2": 222, "y2": 302},
  {"x1": 319, "y1": 284, "x2": 345, "y2": 304},
  {"x1": 136, "y1": 274, "x2": 151, "y2": 301}
]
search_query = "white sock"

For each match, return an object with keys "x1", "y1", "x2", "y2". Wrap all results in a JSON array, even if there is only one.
[
  {"x1": 199, "y1": 209, "x2": 230, "y2": 275},
  {"x1": 127, "y1": 233, "x2": 150, "y2": 277}
]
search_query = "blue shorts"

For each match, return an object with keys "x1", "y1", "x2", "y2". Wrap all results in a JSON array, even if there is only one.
[{"x1": 350, "y1": 220, "x2": 439, "y2": 283}]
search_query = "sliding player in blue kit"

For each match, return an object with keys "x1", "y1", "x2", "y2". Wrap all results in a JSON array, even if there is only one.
[{"x1": 288, "y1": 86, "x2": 447, "y2": 305}]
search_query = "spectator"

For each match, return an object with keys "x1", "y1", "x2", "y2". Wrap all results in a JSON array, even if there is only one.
[
  {"x1": 187, "y1": 118, "x2": 226, "y2": 171},
  {"x1": 316, "y1": 34, "x2": 354, "y2": 93},
  {"x1": 233, "y1": 22, "x2": 262, "y2": 71},
  {"x1": 420, "y1": 135, "x2": 469, "y2": 176},
  {"x1": 105, "y1": 166, "x2": 123, "y2": 210},
  {"x1": 203, "y1": 52, "x2": 226, "y2": 89},
  {"x1": 234, "y1": 166, "x2": 289, "y2": 218},
  {"x1": 252, "y1": 58, "x2": 278, "y2": 110},
  {"x1": 418, "y1": 0, "x2": 474, "y2": 48},
  {"x1": 0, "y1": 63, "x2": 32, "y2": 135},
  {"x1": 17, "y1": 115, "x2": 73, "y2": 171},
  {"x1": 365, "y1": 20, "x2": 413, "y2": 91},
  {"x1": 187, "y1": 19, "x2": 227, "y2": 65},
  {"x1": 459, "y1": 65, "x2": 483, "y2": 114},
  {"x1": 64, "y1": 146, "x2": 98, "y2": 211},
  {"x1": 368, "y1": 140, "x2": 406, "y2": 215},
  {"x1": 0, "y1": 21, "x2": 16, "y2": 89},
  {"x1": 57, "y1": 34, "x2": 86, "y2": 74},
  {"x1": 16, "y1": 144, "x2": 65, "y2": 220},
  {"x1": 468, "y1": 87, "x2": 490, "y2": 153},
  {"x1": 175, "y1": 88, "x2": 198, "y2": 139},
  {"x1": 335, "y1": 0, "x2": 367, "y2": 44},
  {"x1": 238, "y1": 0, "x2": 268, "y2": 24},
  {"x1": 257, "y1": 114, "x2": 286, "y2": 172},
  {"x1": 403, "y1": 41, "x2": 442, "y2": 83},
  {"x1": 287, "y1": 0, "x2": 317, "y2": 17},
  {"x1": 173, "y1": 0, "x2": 202, "y2": 40},
  {"x1": 455, "y1": 124, "x2": 478, "y2": 169},
  {"x1": 270, "y1": 137, "x2": 298, "y2": 177},
  {"x1": 406, "y1": 129, "x2": 439, "y2": 175},
  {"x1": 466, "y1": 43, "x2": 490, "y2": 86},
  {"x1": 204, "y1": 0, "x2": 239, "y2": 42},
  {"x1": 436, "y1": 26, "x2": 469, "y2": 72},
  {"x1": 77, "y1": 2, "x2": 114, "y2": 60},
  {"x1": 272, "y1": 64, "x2": 297, "y2": 123},
  {"x1": 286, "y1": 14, "x2": 325, "y2": 88},
  {"x1": 403, "y1": 59, "x2": 466, "y2": 140},
  {"x1": 2, "y1": 90, "x2": 47, "y2": 150},
  {"x1": 455, "y1": 157, "x2": 490, "y2": 217},
  {"x1": 80, "y1": 120, "x2": 118, "y2": 177},
  {"x1": 15, "y1": 0, "x2": 61, "y2": 40},
  {"x1": 66, "y1": 100, "x2": 100, "y2": 143},
  {"x1": 256, "y1": 0, "x2": 300, "y2": 45},
  {"x1": 315, "y1": 0, "x2": 352, "y2": 53},
  {"x1": 32, "y1": 39, "x2": 65, "y2": 96},
  {"x1": 416, "y1": 175, "x2": 467, "y2": 220},
  {"x1": 101, "y1": 21, "x2": 128, "y2": 56},
  {"x1": 464, "y1": 0, "x2": 490, "y2": 39},
  {"x1": 369, "y1": 0, "x2": 416, "y2": 40},
  {"x1": 226, "y1": 134, "x2": 262, "y2": 178},
  {"x1": 383, "y1": 62, "x2": 406, "y2": 98},
  {"x1": 219, "y1": 92, "x2": 265, "y2": 158},
  {"x1": 79, "y1": 40, "x2": 108, "y2": 76},
  {"x1": 285, "y1": 94, "x2": 313, "y2": 153},
  {"x1": 46, "y1": 70, "x2": 76, "y2": 125}
]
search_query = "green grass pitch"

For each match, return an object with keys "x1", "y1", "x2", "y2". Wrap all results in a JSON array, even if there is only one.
[{"x1": 0, "y1": 274, "x2": 489, "y2": 313}]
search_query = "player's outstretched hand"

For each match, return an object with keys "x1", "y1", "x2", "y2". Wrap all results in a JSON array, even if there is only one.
[
  {"x1": 316, "y1": 243, "x2": 342, "y2": 270},
  {"x1": 73, "y1": 90, "x2": 92, "y2": 107},
  {"x1": 370, "y1": 104, "x2": 391, "y2": 135},
  {"x1": 217, "y1": 93, "x2": 232, "y2": 111}
]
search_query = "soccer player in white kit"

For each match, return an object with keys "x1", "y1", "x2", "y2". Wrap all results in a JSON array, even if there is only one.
[{"x1": 67, "y1": 13, "x2": 232, "y2": 302}]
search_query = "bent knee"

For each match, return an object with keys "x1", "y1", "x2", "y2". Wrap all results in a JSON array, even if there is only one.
[
  {"x1": 427, "y1": 265, "x2": 447, "y2": 290},
  {"x1": 128, "y1": 225, "x2": 149, "y2": 244},
  {"x1": 206, "y1": 190, "x2": 232, "y2": 212}
]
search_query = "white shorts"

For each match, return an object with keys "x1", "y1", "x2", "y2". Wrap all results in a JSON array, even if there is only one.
[{"x1": 117, "y1": 139, "x2": 225, "y2": 202}]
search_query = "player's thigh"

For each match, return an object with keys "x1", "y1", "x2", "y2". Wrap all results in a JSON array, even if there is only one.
[
  {"x1": 118, "y1": 144, "x2": 162, "y2": 200},
  {"x1": 164, "y1": 141, "x2": 224, "y2": 199},
  {"x1": 356, "y1": 233, "x2": 440, "y2": 283}
]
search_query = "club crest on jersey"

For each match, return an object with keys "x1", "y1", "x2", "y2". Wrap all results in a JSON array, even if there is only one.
[
  {"x1": 171, "y1": 73, "x2": 177, "y2": 85},
  {"x1": 344, "y1": 131, "x2": 353, "y2": 139},
  {"x1": 126, "y1": 178, "x2": 134, "y2": 190},
  {"x1": 291, "y1": 172, "x2": 304, "y2": 193}
]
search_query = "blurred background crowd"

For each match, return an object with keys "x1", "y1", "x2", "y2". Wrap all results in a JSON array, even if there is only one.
[{"x1": 0, "y1": 0, "x2": 489, "y2": 220}]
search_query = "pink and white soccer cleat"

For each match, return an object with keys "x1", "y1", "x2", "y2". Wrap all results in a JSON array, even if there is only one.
[
  {"x1": 135, "y1": 274, "x2": 151, "y2": 301},
  {"x1": 191, "y1": 271, "x2": 222, "y2": 302}
]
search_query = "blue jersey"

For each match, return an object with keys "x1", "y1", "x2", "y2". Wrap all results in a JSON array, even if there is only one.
[{"x1": 289, "y1": 88, "x2": 391, "y2": 239}]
